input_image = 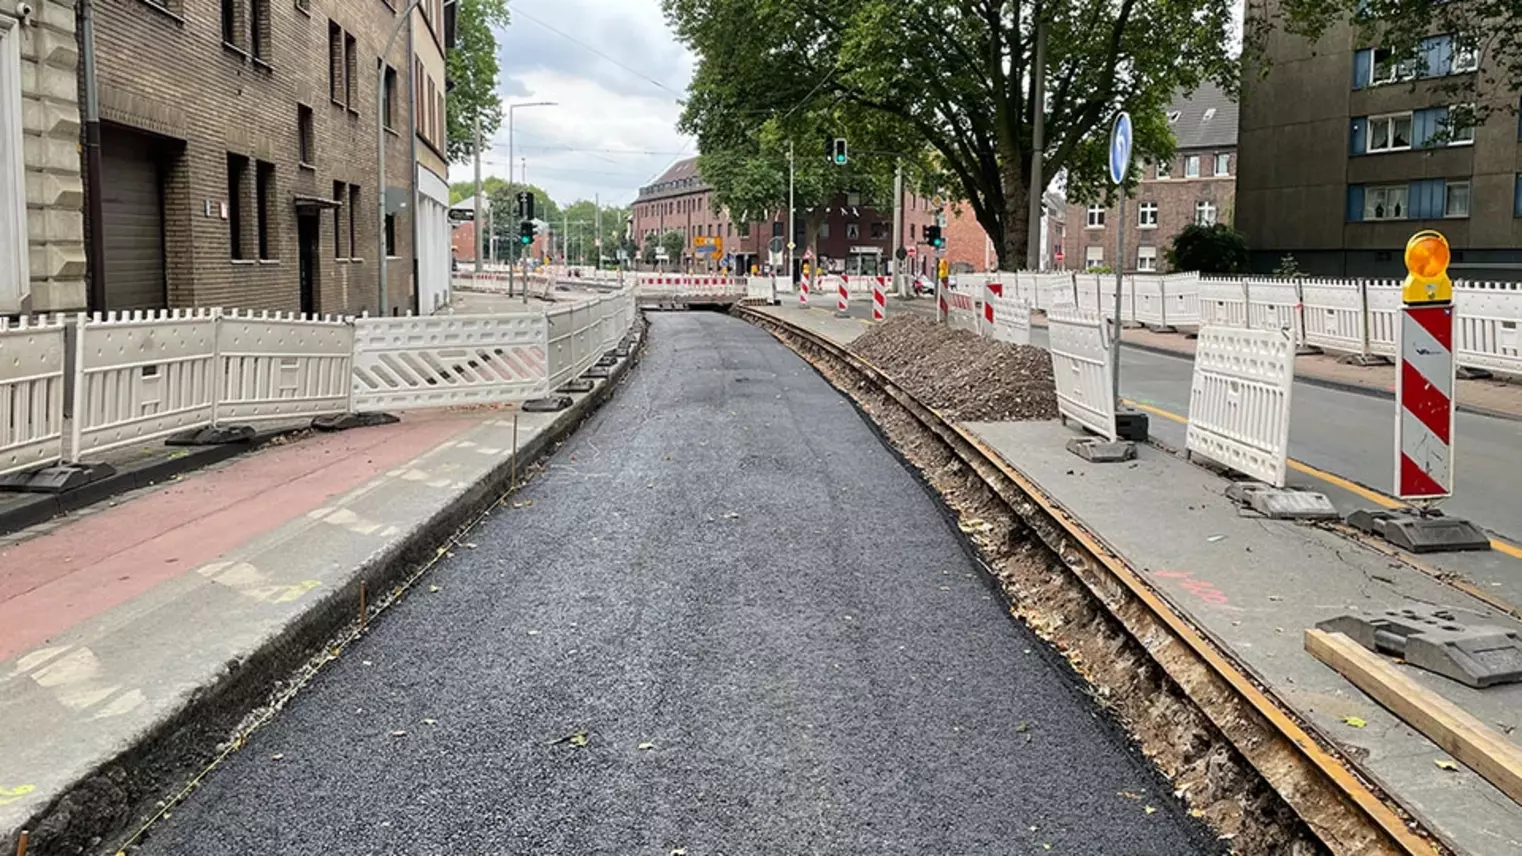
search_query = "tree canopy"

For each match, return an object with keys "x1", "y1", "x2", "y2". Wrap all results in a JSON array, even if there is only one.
[
  {"x1": 664, "y1": 0, "x2": 1239, "y2": 269},
  {"x1": 446, "y1": 0, "x2": 509, "y2": 164}
]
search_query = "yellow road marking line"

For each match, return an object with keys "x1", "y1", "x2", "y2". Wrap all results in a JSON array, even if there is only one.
[{"x1": 1122, "y1": 399, "x2": 1522, "y2": 560}]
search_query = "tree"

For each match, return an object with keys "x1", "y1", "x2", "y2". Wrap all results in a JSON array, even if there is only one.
[
  {"x1": 641, "y1": 232, "x2": 660, "y2": 265},
  {"x1": 1166, "y1": 224, "x2": 1250, "y2": 274},
  {"x1": 487, "y1": 183, "x2": 559, "y2": 262},
  {"x1": 446, "y1": 0, "x2": 509, "y2": 164},
  {"x1": 664, "y1": 0, "x2": 1238, "y2": 270},
  {"x1": 660, "y1": 230, "x2": 686, "y2": 265},
  {"x1": 1268, "y1": 1, "x2": 1522, "y2": 128},
  {"x1": 450, "y1": 177, "x2": 508, "y2": 205}
]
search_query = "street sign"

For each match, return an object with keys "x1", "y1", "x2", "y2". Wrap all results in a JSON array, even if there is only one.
[
  {"x1": 693, "y1": 235, "x2": 724, "y2": 259},
  {"x1": 1109, "y1": 111, "x2": 1133, "y2": 185},
  {"x1": 907, "y1": 246, "x2": 917, "y2": 257},
  {"x1": 895, "y1": 246, "x2": 907, "y2": 261},
  {"x1": 1055, "y1": 250, "x2": 1065, "y2": 263},
  {"x1": 448, "y1": 209, "x2": 474, "y2": 223},
  {"x1": 787, "y1": 241, "x2": 796, "y2": 251}
]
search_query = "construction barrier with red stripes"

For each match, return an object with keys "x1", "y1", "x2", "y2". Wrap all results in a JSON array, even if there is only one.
[
  {"x1": 872, "y1": 277, "x2": 887, "y2": 321},
  {"x1": 634, "y1": 274, "x2": 748, "y2": 307},
  {"x1": 1397, "y1": 303, "x2": 1455, "y2": 499}
]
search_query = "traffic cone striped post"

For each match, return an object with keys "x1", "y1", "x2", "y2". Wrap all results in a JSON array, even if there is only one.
[
  {"x1": 872, "y1": 276, "x2": 887, "y2": 321},
  {"x1": 835, "y1": 275, "x2": 849, "y2": 317},
  {"x1": 799, "y1": 272, "x2": 810, "y2": 307}
]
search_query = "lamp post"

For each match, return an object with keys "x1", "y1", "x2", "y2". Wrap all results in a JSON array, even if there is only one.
[{"x1": 376, "y1": 0, "x2": 455, "y2": 316}]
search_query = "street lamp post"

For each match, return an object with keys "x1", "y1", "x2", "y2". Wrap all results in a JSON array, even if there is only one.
[
  {"x1": 505, "y1": 101, "x2": 556, "y2": 296},
  {"x1": 376, "y1": 0, "x2": 455, "y2": 316}
]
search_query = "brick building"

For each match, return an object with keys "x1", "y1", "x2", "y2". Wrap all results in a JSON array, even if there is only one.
[
  {"x1": 1067, "y1": 84, "x2": 1238, "y2": 273},
  {"x1": 2, "y1": 0, "x2": 87, "y2": 314},
  {"x1": 629, "y1": 156, "x2": 938, "y2": 278},
  {"x1": 942, "y1": 192, "x2": 1066, "y2": 273},
  {"x1": 84, "y1": 0, "x2": 417, "y2": 315}
]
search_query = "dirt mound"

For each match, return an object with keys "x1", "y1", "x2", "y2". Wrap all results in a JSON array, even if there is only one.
[{"x1": 849, "y1": 316, "x2": 1058, "y2": 423}]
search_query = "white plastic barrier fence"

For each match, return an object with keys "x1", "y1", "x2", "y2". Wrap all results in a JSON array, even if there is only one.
[
  {"x1": 1132, "y1": 275, "x2": 1166, "y2": 327},
  {"x1": 351, "y1": 313, "x2": 548, "y2": 412},
  {"x1": 1299, "y1": 279, "x2": 1366, "y2": 355},
  {"x1": 1367, "y1": 282, "x2": 1402, "y2": 359},
  {"x1": 1035, "y1": 272, "x2": 1075, "y2": 310},
  {"x1": 1186, "y1": 327, "x2": 1296, "y2": 487},
  {"x1": 546, "y1": 301, "x2": 598, "y2": 390},
  {"x1": 984, "y1": 280, "x2": 1031, "y2": 347},
  {"x1": 1454, "y1": 282, "x2": 1522, "y2": 375},
  {"x1": 1199, "y1": 278, "x2": 1249, "y2": 327},
  {"x1": 941, "y1": 289, "x2": 980, "y2": 333},
  {"x1": 72, "y1": 309, "x2": 219, "y2": 459},
  {"x1": 1243, "y1": 279, "x2": 1304, "y2": 344},
  {"x1": 745, "y1": 276, "x2": 779, "y2": 303},
  {"x1": 0, "y1": 317, "x2": 67, "y2": 476},
  {"x1": 214, "y1": 311, "x2": 353, "y2": 425},
  {"x1": 1047, "y1": 305, "x2": 1116, "y2": 441},
  {"x1": 1160, "y1": 273, "x2": 1201, "y2": 326},
  {"x1": 1074, "y1": 273, "x2": 1105, "y2": 315}
]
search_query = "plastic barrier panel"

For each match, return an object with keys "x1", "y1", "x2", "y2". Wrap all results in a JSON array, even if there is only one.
[
  {"x1": 1454, "y1": 282, "x2": 1522, "y2": 375},
  {"x1": 1244, "y1": 279, "x2": 1304, "y2": 344},
  {"x1": 0, "y1": 317, "x2": 66, "y2": 476},
  {"x1": 1047, "y1": 306, "x2": 1117, "y2": 441},
  {"x1": 351, "y1": 314, "x2": 548, "y2": 412},
  {"x1": 1132, "y1": 275, "x2": 1166, "y2": 327},
  {"x1": 1161, "y1": 273, "x2": 1201, "y2": 326},
  {"x1": 1199, "y1": 278, "x2": 1248, "y2": 327},
  {"x1": 986, "y1": 282, "x2": 1032, "y2": 347},
  {"x1": 1367, "y1": 282, "x2": 1402, "y2": 359},
  {"x1": 1186, "y1": 326, "x2": 1296, "y2": 488},
  {"x1": 215, "y1": 311, "x2": 354, "y2": 424},
  {"x1": 1036, "y1": 272, "x2": 1076, "y2": 310},
  {"x1": 72, "y1": 310, "x2": 219, "y2": 459},
  {"x1": 943, "y1": 290, "x2": 980, "y2": 333},
  {"x1": 1299, "y1": 279, "x2": 1366, "y2": 355},
  {"x1": 1074, "y1": 273, "x2": 1105, "y2": 315}
]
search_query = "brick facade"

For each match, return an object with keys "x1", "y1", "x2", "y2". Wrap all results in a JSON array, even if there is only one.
[
  {"x1": 6, "y1": 0, "x2": 88, "y2": 313},
  {"x1": 87, "y1": 0, "x2": 415, "y2": 315},
  {"x1": 630, "y1": 157, "x2": 937, "y2": 277}
]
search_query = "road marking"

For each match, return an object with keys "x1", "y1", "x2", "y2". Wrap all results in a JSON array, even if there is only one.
[{"x1": 1123, "y1": 399, "x2": 1522, "y2": 560}]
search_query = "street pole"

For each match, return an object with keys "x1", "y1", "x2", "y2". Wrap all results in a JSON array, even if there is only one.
[
  {"x1": 595, "y1": 193, "x2": 602, "y2": 271},
  {"x1": 787, "y1": 140, "x2": 795, "y2": 287},
  {"x1": 1026, "y1": 10, "x2": 1047, "y2": 272},
  {"x1": 473, "y1": 113, "x2": 483, "y2": 277},
  {"x1": 892, "y1": 159, "x2": 905, "y2": 298},
  {"x1": 1112, "y1": 196, "x2": 1125, "y2": 410}
]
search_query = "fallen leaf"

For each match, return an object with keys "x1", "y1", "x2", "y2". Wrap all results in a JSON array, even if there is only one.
[
  {"x1": 638, "y1": 742, "x2": 656, "y2": 751},
  {"x1": 428, "y1": 585, "x2": 442, "y2": 593},
  {"x1": 1189, "y1": 808, "x2": 1205, "y2": 818},
  {"x1": 1342, "y1": 716, "x2": 1367, "y2": 728},
  {"x1": 1144, "y1": 805, "x2": 1157, "y2": 815},
  {"x1": 527, "y1": 630, "x2": 539, "y2": 636},
  {"x1": 1117, "y1": 790, "x2": 1142, "y2": 800},
  {"x1": 570, "y1": 732, "x2": 589, "y2": 747},
  {"x1": 271, "y1": 753, "x2": 284, "y2": 760},
  {"x1": 1015, "y1": 722, "x2": 1029, "y2": 733},
  {"x1": 724, "y1": 512, "x2": 740, "y2": 519},
  {"x1": 1435, "y1": 759, "x2": 1459, "y2": 771},
  {"x1": 422, "y1": 718, "x2": 437, "y2": 725},
  {"x1": 391, "y1": 730, "x2": 407, "y2": 737}
]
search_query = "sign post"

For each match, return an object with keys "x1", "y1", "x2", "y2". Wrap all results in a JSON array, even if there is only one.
[
  {"x1": 1347, "y1": 230, "x2": 1489, "y2": 552},
  {"x1": 1106, "y1": 111, "x2": 1146, "y2": 442}
]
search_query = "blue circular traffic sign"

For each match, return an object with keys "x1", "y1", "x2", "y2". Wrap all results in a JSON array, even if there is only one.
[{"x1": 1109, "y1": 112, "x2": 1133, "y2": 185}]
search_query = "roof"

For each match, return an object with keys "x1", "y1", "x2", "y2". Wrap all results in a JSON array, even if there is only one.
[
  {"x1": 451, "y1": 194, "x2": 488, "y2": 213},
  {"x1": 1166, "y1": 82, "x2": 1238, "y2": 150},
  {"x1": 638, "y1": 156, "x2": 710, "y2": 200}
]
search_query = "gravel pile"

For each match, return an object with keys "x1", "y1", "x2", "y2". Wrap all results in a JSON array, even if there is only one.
[{"x1": 849, "y1": 316, "x2": 1059, "y2": 422}]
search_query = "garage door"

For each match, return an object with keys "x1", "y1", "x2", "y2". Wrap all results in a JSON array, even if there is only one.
[{"x1": 100, "y1": 125, "x2": 166, "y2": 311}]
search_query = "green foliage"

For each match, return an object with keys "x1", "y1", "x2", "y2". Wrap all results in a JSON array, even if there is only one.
[
  {"x1": 1166, "y1": 224, "x2": 1250, "y2": 274},
  {"x1": 660, "y1": 230, "x2": 686, "y2": 264},
  {"x1": 1273, "y1": 253, "x2": 1305, "y2": 278},
  {"x1": 641, "y1": 232, "x2": 659, "y2": 265},
  {"x1": 665, "y1": 0, "x2": 1239, "y2": 268},
  {"x1": 446, "y1": 0, "x2": 509, "y2": 164},
  {"x1": 556, "y1": 200, "x2": 633, "y2": 265}
]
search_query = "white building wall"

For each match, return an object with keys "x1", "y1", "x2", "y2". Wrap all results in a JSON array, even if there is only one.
[{"x1": 416, "y1": 164, "x2": 451, "y2": 313}]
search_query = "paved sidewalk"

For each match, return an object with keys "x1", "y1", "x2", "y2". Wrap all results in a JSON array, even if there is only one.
[{"x1": 0, "y1": 332, "x2": 640, "y2": 852}]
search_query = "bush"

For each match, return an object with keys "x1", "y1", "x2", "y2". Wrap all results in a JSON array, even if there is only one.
[{"x1": 1165, "y1": 223, "x2": 1249, "y2": 274}]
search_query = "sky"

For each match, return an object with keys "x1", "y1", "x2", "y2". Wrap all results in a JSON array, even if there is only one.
[{"x1": 447, "y1": 0, "x2": 697, "y2": 209}]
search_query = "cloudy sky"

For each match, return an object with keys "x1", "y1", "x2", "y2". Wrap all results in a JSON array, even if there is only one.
[{"x1": 446, "y1": 0, "x2": 697, "y2": 209}]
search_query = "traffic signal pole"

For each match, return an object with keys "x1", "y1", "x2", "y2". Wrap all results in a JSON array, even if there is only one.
[{"x1": 892, "y1": 160, "x2": 905, "y2": 298}]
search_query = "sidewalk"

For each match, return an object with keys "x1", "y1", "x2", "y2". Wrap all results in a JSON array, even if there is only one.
[
  {"x1": 0, "y1": 329, "x2": 641, "y2": 852},
  {"x1": 751, "y1": 303, "x2": 1522, "y2": 856}
]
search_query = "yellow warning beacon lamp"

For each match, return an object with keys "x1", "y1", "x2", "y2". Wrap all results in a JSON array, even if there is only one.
[{"x1": 1402, "y1": 230, "x2": 1452, "y2": 305}]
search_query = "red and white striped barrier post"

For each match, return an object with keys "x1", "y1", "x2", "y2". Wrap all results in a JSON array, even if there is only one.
[
  {"x1": 1349, "y1": 230, "x2": 1489, "y2": 552},
  {"x1": 799, "y1": 271, "x2": 810, "y2": 307},
  {"x1": 836, "y1": 275, "x2": 849, "y2": 317},
  {"x1": 984, "y1": 280, "x2": 1001, "y2": 329},
  {"x1": 872, "y1": 276, "x2": 887, "y2": 321}
]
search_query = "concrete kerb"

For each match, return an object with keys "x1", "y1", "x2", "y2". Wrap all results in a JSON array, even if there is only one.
[{"x1": 5, "y1": 317, "x2": 649, "y2": 856}]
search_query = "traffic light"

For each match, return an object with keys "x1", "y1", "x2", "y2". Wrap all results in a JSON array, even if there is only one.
[
  {"x1": 516, "y1": 191, "x2": 535, "y2": 220},
  {"x1": 924, "y1": 225, "x2": 945, "y2": 249},
  {"x1": 831, "y1": 138, "x2": 848, "y2": 165},
  {"x1": 519, "y1": 220, "x2": 534, "y2": 245}
]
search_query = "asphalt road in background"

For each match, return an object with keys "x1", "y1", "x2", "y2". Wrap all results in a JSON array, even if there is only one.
[{"x1": 136, "y1": 313, "x2": 1213, "y2": 856}]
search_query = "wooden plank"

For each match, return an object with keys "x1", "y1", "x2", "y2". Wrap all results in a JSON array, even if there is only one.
[{"x1": 1306, "y1": 629, "x2": 1522, "y2": 806}]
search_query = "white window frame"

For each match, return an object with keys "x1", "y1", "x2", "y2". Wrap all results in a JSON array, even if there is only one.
[
  {"x1": 1086, "y1": 205, "x2": 1105, "y2": 229},
  {"x1": 1137, "y1": 201, "x2": 1158, "y2": 229},
  {"x1": 1452, "y1": 43, "x2": 1480, "y2": 73},
  {"x1": 1085, "y1": 246, "x2": 1105, "y2": 269},
  {"x1": 1155, "y1": 159, "x2": 1172, "y2": 180},
  {"x1": 1446, "y1": 104, "x2": 1476, "y2": 146},
  {"x1": 1364, "y1": 184, "x2": 1409, "y2": 221},
  {"x1": 1195, "y1": 200, "x2": 1217, "y2": 226},
  {"x1": 1184, "y1": 155, "x2": 1200, "y2": 178},
  {"x1": 0, "y1": 17, "x2": 27, "y2": 312},
  {"x1": 1367, "y1": 111, "x2": 1414, "y2": 153},
  {"x1": 1137, "y1": 246, "x2": 1158, "y2": 272},
  {"x1": 1444, "y1": 180, "x2": 1471, "y2": 218},
  {"x1": 1214, "y1": 153, "x2": 1230, "y2": 175},
  {"x1": 1372, "y1": 47, "x2": 1418, "y2": 85}
]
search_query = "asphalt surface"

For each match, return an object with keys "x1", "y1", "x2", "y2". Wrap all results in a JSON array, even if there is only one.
[{"x1": 135, "y1": 312, "x2": 1216, "y2": 856}]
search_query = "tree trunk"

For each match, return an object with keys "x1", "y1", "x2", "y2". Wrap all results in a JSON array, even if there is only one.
[{"x1": 997, "y1": 164, "x2": 1031, "y2": 272}]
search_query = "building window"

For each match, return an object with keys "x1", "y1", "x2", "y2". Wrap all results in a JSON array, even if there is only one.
[
  {"x1": 1137, "y1": 246, "x2": 1158, "y2": 272},
  {"x1": 1085, "y1": 246, "x2": 1104, "y2": 269},
  {"x1": 328, "y1": 21, "x2": 343, "y2": 103},
  {"x1": 1446, "y1": 105, "x2": 1476, "y2": 145},
  {"x1": 1452, "y1": 41, "x2": 1479, "y2": 73},
  {"x1": 255, "y1": 161, "x2": 274, "y2": 259},
  {"x1": 1364, "y1": 185, "x2": 1408, "y2": 220},
  {"x1": 348, "y1": 184, "x2": 360, "y2": 258},
  {"x1": 222, "y1": 0, "x2": 241, "y2": 47},
  {"x1": 383, "y1": 65, "x2": 397, "y2": 129},
  {"x1": 385, "y1": 213, "x2": 397, "y2": 256},
  {"x1": 1184, "y1": 155, "x2": 1200, "y2": 178},
  {"x1": 772, "y1": 221, "x2": 783, "y2": 237},
  {"x1": 298, "y1": 105, "x2": 315, "y2": 165},
  {"x1": 910, "y1": 223, "x2": 917, "y2": 240},
  {"x1": 818, "y1": 222, "x2": 830, "y2": 239},
  {"x1": 1371, "y1": 47, "x2": 1417, "y2": 85},
  {"x1": 1155, "y1": 159, "x2": 1171, "y2": 179},
  {"x1": 846, "y1": 223, "x2": 860, "y2": 240},
  {"x1": 333, "y1": 180, "x2": 346, "y2": 257},
  {"x1": 1086, "y1": 205, "x2": 1104, "y2": 228},
  {"x1": 1445, "y1": 181, "x2": 1471, "y2": 218},
  {"x1": 1138, "y1": 202, "x2": 1158, "y2": 228},
  {"x1": 344, "y1": 33, "x2": 357, "y2": 109},
  {"x1": 1515, "y1": 175, "x2": 1522, "y2": 217},
  {"x1": 1195, "y1": 200, "x2": 1217, "y2": 226},
  {"x1": 249, "y1": 0, "x2": 269, "y2": 60},
  {"x1": 1214, "y1": 153, "x2": 1230, "y2": 175},
  {"x1": 870, "y1": 222, "x2": 886, "y2": 240},
  {"x1": 737, "y1": 221, "x2": 749, "y2": 238},
  {"x1": 227, "y1": 154, "x2": 249, "y2": 259},
  {"x1": 1368, "y1": 112, "x2": 1413, "y2": 152}
]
